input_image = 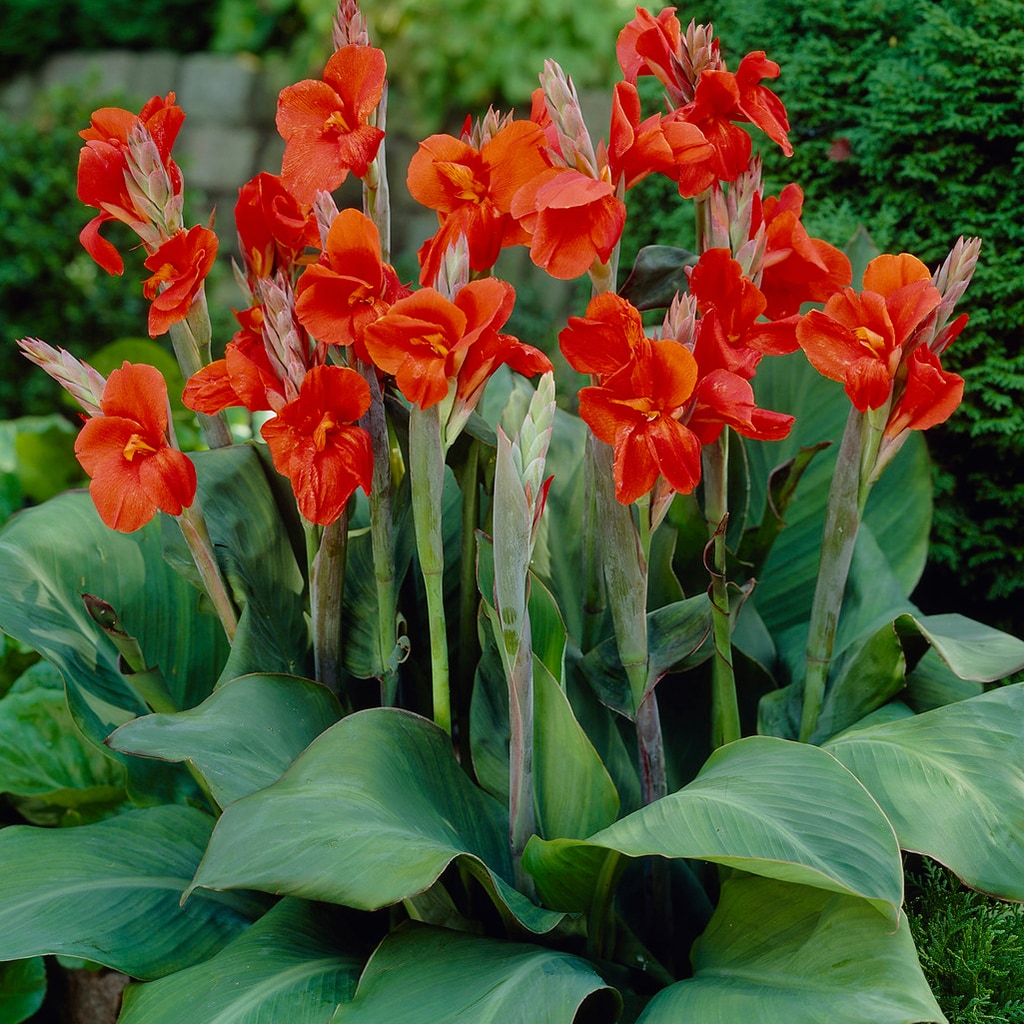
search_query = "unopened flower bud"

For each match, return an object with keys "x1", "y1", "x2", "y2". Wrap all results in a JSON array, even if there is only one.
[{"x1": 17, "y1": 338, "x2": 106, "y2": 417}]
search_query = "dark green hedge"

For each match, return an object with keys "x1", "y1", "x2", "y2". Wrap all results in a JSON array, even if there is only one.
[
  {"x1": 0, "y1": 86, "x2": 152, "y2": 418},
  {"x1": 650, "y1": 0, "x2": 1024, "y2": 632},
  {"x1": 2, "y1": 0, "x2": 216, "y2": 79}
]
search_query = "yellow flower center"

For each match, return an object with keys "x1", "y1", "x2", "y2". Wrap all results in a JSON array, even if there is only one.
[
  {"x1": 324, "y1": 110, "x2": 353, "y2": 134},
  {"x1": 123, "y1": 433, "x2": 157, "y2": 461},
  {"x1": 314, "y1": 412, "x2": 337, "y2": 451},
  {"x1": 854, "y1": 325, "x2": 886, "y2": 356}
]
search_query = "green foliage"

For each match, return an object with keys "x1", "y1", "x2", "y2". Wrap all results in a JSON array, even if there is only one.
[
  {"x1": 907, "y1": 857, "x2": 1024, "y2": 1023},
  {"x1": 674, "y1": 0, "x2": 1024, "y2": 630},
  {"x1": 0, "y1": 85, "x2": 151, "y2": 420},
  {"x1": 1, "y1": 0, "x2": 216, "y2": 79}
]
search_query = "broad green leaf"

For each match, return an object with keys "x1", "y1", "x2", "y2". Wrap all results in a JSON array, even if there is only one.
[
  {"x1": 894, "y1": 612, "x2": 1024, "y2": 682},
  {"x1": 0, "y1": 490, "x2": 228, "y2": 803},
  {"x1": 580, "y1": 594, "x2": 713, "y2": 718},
  {"x1": 0, "y1": 414, "x2": 81, "y2": 503},
  {"x1": 619, "y1": 244, "x2": 698, "y2": 311},
  {"x1": 108, "y1": 674, "x2": 343, "y2": 808},
  {"x1": 117, "y1": 898, "x2": 363, "y2": 1024},
  {"x1": 187, "y1": 708, "x2": 563, "y2": 934},
  {"x1": 0, "y1": 682, "x2": 126, "y2": 824},
  {"x1": 0, "y1": 805, "x2": 262, "y2": 979},
  {"x1": 636, "y1": 873, "x2": 944, "y2": 1024},
  {"x1": 526, "y1": 736, "x2": 902, "y2": 920},
  {"x1": 0, "y1": 957, "x2": 46, "y2": 1024},
  {"x1": 904, "y1": 648, "x2": 983, "y2": 712},
  {"x1": 163, "y1": 444, "x2": 309, "y2": 684},
  {"x1": 470, "y1": 634, "x2": 619, "y2": 842},
  {"x1": 826, "y1": 683, "x2": 1024, "y2": 900},
  {"x1": 759, "y1": 618, "x2": 907, "y2": 742},
  {"x1": 332, "y1": 922, "x2": 620, "y2": 1024}
]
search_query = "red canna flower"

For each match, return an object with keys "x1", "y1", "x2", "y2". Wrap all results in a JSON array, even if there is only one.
[
  {"x1": 663, "y1": 50, "x2": 792, "y2": 193},
  {"x1": 688, "y1": 248, "x2": 799, "y2": 378},
  {"x1": 363, "y1": 277, "x2": 548, "y2": 416},
  {"x1": 579, "y1": 339, "x2": 703, "y2": 505},
  {"x1": 183, "y1": 308, "x2": 288, "y2": 417},
  {"x1": 686, "y1": 367, "x2": 794, "y2": 446},
  {"x1": 559, "y1": 291, "x2": 650, "y2": 380},
  {"x1": 142, "y1": 224, "x2": 219, "y2": 337},
  {"x1": 408, "y1": 118, "x2": 550, "y2": 285},
  {"x1": 260, "y1": 364, "x2": 373, "y2": 526},
  {"x1": 884, "y1": 345, "x2": 964, "y2": 438},
  {"x1": 758, "y1": 184, "x2": 852, "y2": 319},
  {"x1": 75, "y1": 362, "x2": 196, "y2": 533},
  {"x1": 510, "y1": 167, "x2": 626, "y2": 280},
  {"x1": 235, "y1": 172, "x2": 320, "y2": 284},
  {"x1": 797, "y1": 253, "x2": 942, "y2": 412},
  {"x1": 608, "y1": 81, "x2": 713, "y2": 191},
  {"x1": 77, "y1": 94, "x2": 185, "y2": 275},
  {"x1": 294, "y1": 208, "x2": 408, "y2": 361},
  {"x1": 276, "y1": 44, "x2": 387, "y2": 203}
]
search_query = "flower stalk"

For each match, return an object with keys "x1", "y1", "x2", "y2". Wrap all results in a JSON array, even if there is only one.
[
  {"x1": 410, "y1": 401, "x2": 451, "y2": 734},
  {"x1": 702, "y1": 431, "x2": 741, "y2": 748}
]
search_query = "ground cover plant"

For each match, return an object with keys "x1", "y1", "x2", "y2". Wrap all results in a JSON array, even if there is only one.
[{"x1": 1, "y1": 2, "x2": 1024, "y2": 1021}]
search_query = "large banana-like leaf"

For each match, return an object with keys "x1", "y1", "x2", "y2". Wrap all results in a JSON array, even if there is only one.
[
  {"x1": 108, "y1": 673, "x2": 342, "y2": 808},
  {"x1": 117, "y1": 898, "x2": 363, "y2": 1024},
  {"x1": 332, "y1": 922, "x2": 620, "y2": 1024},
  {"x1": 636, "y1": 873, "x2": 945, "y2": 1024},
  {"x1": 826, "y1": 682, "x2": 1024, "y2": 900},
  {"x1": 525, "y1": 735, "x2": 902, "y2": 921},
  {"x1": 0, "y1": 805, "x2": 262, "y2": 979},
  {"x1": 186, "y1": 707, "x2": 562, "y2": 934}
]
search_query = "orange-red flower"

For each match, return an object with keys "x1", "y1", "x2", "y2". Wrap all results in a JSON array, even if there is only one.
[
  {"x1": 276, "y1": 44, "x2": 386, "y2": 203},
  {"x1": 564, "y1": 291, "x2": 793, "y2": 502},
  {"x1": 664, "y1": 51, "x2": 792, "y2": 192},
  {"x1": 884, "y1": 345, "x2": 964, "y2": 438},
  {"x1": 142, "y1": 224, "x2": 219, "y2": 337},
  {"x1": 510, "y1": 167, "x2": 626, "y2": 280},
  {"x1": 294, "y1": 208, "x2": 408, "y2": 361},
  {"x1": 235, "y1": 172, "x2": 319, "y2": 284},
  {"x1": 77, "y1": 94, "x2": 185, "y2": 275},
  {"x1": 797, "y1": 253, "x2": 942, "y2": 412},
  {"x1": 363, "y1": 278, "x2": 548, "y2": 412},
  {"x1": 559, "y1": 291, "x2": 649, "y2": 380},
  {"x1": 579, "y1": 339, "x2": 703, "y2": 505},
  {"x1": 408, "y1": 119, "x2": 549, "y2": 284},
  {"x1": 75, "y1": 362, "x2": 196, "y2": 532},
  {"x1": 608, "y1": 81, "x2": 713, "y2": 192},
  {"x1": 688, "y1": 248, "x2": 799, "y2": 378},
  {"x1": 183, "y1": 308, "x2": 288, "y2": 416},
  {"x1": 260, "y1": 364, "x2": 373, "y2": 525},
  {"x1": 758, "y1": 184, "x2": 852, "y2": 319}
]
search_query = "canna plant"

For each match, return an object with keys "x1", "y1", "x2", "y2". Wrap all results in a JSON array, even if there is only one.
[{"x1": 1, "y1": 3, "x2": 1023, "y2": 1021}]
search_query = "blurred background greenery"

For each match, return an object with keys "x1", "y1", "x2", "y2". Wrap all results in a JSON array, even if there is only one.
[{"x1": 1, "y1": 0, "x2": 1023, "y2": 636}]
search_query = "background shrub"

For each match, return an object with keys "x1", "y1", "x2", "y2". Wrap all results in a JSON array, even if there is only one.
[
  {"x1": 1, "y1": 0, "x2": 216, "y2": 79},
  {"x1": 630, "y1": 0, "x2": 1024, "y2": 634},
  {"x1": 0, "y1": 85, "x2": 153, "y2": 419}
]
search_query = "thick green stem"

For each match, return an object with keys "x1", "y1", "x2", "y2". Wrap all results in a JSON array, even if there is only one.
[
  {"x1": 458, "y1": 440, "x2": 481, "y2": 719},
  {"x1": 799, "y1": 408, "x2": 866, "y2": 742},
  {"x1": 310, "y1": 512, "x2": 349, "y2": 699},
  {"x1": 410, "y1": 403, "x2": 451, "y2": 734},
  {"x1": 580, "y1": 431, "x2": 606, "y2": 652},
  {"x1": 702, "y1": 432, "x2": 741, "y2": 748},
  {"x1": 357, "y1": 360, "x2": 399, "y2": 704},
  {"x1": 177, "y1": 501, "x2": 238, "y2": 643},
  {"x1": 506, "y1": 618, "x2": 536, "y2": 891}
]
